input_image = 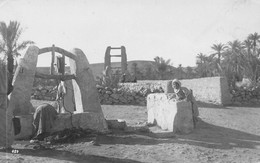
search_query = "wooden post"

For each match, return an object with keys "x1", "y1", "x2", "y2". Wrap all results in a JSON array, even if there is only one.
[
  {"x1": 50, "y1": 44, "x2": 55, "y2": 75},
  {"x1": 121, "y1": 46, "x2": 127, "y2": 74},
  {"x1": 62, "y1": 54, "x2": 65, "y2": 75}
]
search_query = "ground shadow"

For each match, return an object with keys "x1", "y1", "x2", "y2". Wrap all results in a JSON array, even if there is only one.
[
  {"x1": 176, "y1": 118, "x2": 260, "y2": 149},
  {"x1": 197, "y1": 101, "x2": 228, "y2": 109},
  {"x1": 0, "y1": 148, "x2": 142, "y2": 163},
  {"x1": 197, "y1": 101, "x2": 260, "y2": 108},
  {"x1": 96, "y1": 118, "x2": 260, "y2": 150}
]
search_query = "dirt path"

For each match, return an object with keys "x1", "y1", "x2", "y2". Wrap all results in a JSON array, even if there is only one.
[{"x1": 1, "y1": 104, "x2": 260, "y2": 163}]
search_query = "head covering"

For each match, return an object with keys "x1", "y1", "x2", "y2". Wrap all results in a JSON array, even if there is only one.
[{"x1": 172, "y1": 79, "x2": 181, "y2": 87}]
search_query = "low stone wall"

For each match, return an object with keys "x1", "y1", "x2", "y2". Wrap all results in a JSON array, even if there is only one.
[
  {"x1": 31, "y1": 77, "x2": 260, "y2": 106},
  {"x1": 180, "y1": 77, "x2": 231, "y2": 105}
]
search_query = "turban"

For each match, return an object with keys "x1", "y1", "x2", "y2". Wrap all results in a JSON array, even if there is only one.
[{"x1": 172, "y1": 79, "x2": 181, "y2": 87}]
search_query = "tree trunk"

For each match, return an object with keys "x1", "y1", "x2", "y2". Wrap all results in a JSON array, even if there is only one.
[
  {"x1": 7, "y1": 54, "x2": 14, "y2": 86},
  {"x1": 7, "y1": 54, "x2": 14, "y2": 95},
  {"x1": 7, "y1": 54, "x2": 14, "y2": 75}
]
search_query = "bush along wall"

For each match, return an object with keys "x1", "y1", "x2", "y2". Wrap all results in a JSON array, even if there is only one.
[
  {"x1": 31, "y1": 79, "x2": 164, "y2": 105},
  {"x1": 230, "y1": 86, "x2": 260, "y2": 105},
  {"x1": 31, "y1": 85, "x2": 57, "y2": 101},
  {"x1": 31, "y1": 78, "x2": 260, "y2": 106}
]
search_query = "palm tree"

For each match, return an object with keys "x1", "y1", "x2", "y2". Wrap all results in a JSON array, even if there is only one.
[
  {"x1": 153, "y1": 56, "x2": 171, "y2": 79},
  {"x1": 210, "y1": 43, "x2": 227, "y2": 75},
  {"x1": 196, "y1": 53, "x2": 215, "y2": 77},
  {"x1": 196, "y1": 53, "x2": 206, "y2": 77},
  {"x1": 211, "y1": 43, "x2": 226, "y2": 64},
  {"x1": 247, "y1": 32, "x2": 260, "y2": 57},
  {"x1": 243, "y1": 39, "x2": 252, "y2": 56},
  {"x1": 196, "y1": 53, "x2": 206, "y2": 65},
  {"x1": 223, "y1": 40, "x2": 247, "y2": 82},
  {"x1": 0, "y1": 21, "x2": 34, "y2": 81}
]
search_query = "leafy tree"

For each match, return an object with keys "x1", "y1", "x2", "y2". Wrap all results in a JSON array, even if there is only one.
[
  {"x1": 175, "y1": 64, "x2": 185, "y2": 79},
  {"x1": 130, "y1": 62, "x2": 142, "y2": 80},
  {"x1": 0, "y1": 21, "x2": 34, "y2": 82},
  {"x1": 143, "y1": 64, "x2": 156, "y2": 80},
  {"x1": 186, "y1": 66, "x2": 195, "y2": 79}
]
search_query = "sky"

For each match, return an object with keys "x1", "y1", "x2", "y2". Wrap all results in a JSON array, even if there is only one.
[{"x1": 0, "y1": 0, "x2": 260, "y2": 67}]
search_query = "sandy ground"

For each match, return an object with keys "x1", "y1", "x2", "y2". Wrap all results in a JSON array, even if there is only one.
[{"x1": 1, "y1": 102, "x2": 260, "y2": 163}]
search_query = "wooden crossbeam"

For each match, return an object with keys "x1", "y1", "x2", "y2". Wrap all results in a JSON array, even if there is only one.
[
  {"x1": 35, "y1": 71, "x2": 76, "y2": 81},
  {"x1": 39, "y1": 46, "x2": 76, "y2": 60},
  {"x1": 110, "y1": 55, "x2": 122, "y2": 57},
  {"x1": 110, "y1": 47, "x2": 122, "y2": 49}
]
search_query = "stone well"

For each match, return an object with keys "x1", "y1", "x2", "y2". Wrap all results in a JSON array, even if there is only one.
[
  {"x1": 13, "y1": 46, "x2": 108, "y2": 140},
  {"x1": 147, "y1": 93, "x2": 195, "y2": 134}
]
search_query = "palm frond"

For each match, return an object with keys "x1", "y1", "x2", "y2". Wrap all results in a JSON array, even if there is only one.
[
  {"x1": 12, "y1": 28, "x2": 22, "y2": 48},
  {"x1": 14, "y1": 41, "x2": 34, "y2": 53},
  {"x1": 9, "y1": 21, "x2": 20, "y2": 44},
  {"x1": 0, "y1": 22, "x2": 7, "y2": 42}
]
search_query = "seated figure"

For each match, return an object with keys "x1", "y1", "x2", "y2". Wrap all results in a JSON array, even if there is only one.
[{"x1": 171, "y1": 79, "x2": 199, "y2": 125}]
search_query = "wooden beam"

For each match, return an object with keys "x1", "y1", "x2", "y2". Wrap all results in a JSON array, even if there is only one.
[
  {"x1": 35, "y1": 71, "x2": 76, "y2": 81},
  {"x1": 110, "y1": 55, "x2": 122, "y2": 57},
  {"x1": 110, "y1": 47, "x2": 122, "y2": 49},
  {"x1": 39, "y1": 46, "x2": 76, "y2": 60}
]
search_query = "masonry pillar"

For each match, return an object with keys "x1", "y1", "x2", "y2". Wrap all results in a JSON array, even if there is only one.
[
  {"x1": 69, "y1": 48, "x2": 103, "y2": 113},
  {"x1": 9, "y1": 46, "x2": 39, "y2": 115}
]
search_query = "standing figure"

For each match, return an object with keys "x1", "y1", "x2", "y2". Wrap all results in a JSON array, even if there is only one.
[{"x1": 56, "y1": 81, "x2": 66, "y2": 113}]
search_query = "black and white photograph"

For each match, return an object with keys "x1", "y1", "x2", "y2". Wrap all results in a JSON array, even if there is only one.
[{"x1": 0, "y1": 0, "x2": 260, "y2": 162}]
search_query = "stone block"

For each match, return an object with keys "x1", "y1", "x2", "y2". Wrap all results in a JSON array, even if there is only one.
[
  {"x1": 50, "y1": 112, "x2": 108, "y2": 133},
  {"x1": 14, "y1": 115, "x2": 34, "y2": 140},
  {"x1": 147, "y1": 93, "x2": 194, "y2": 134}
]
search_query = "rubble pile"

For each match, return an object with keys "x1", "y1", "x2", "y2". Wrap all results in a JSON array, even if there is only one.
[
  {"x1": 31, "y1": 79, "x2": 164, "y2": 105},
  {"x1": 97, "y1": 85, "x2": 164, "y2": 106}
]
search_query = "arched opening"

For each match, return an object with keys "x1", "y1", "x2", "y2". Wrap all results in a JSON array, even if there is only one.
[{"x1": 33, "y1": 45, "x2": 78, "y2": 113}]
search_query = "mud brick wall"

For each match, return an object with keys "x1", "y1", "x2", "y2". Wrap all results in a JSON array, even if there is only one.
[{"x1": 180, "y1": 77, "x2": 231, "y2": 105}]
